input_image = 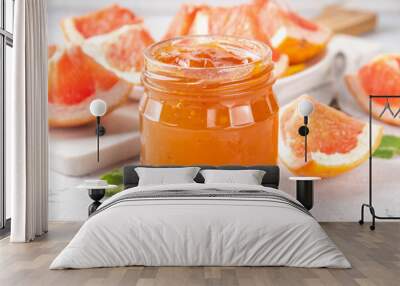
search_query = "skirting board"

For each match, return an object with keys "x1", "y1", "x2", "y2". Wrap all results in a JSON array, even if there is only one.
[{"x1": 49, "y1": 103, "x2": 140, "y2": 177}]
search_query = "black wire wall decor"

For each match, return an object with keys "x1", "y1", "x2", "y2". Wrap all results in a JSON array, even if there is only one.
[{"x1": 359, "y1": 95, "x2": 400, "y2": 230}]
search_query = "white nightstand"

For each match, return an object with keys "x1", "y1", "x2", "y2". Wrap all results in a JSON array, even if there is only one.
[{"x1": 289, "y1": 177, "x2": 321, "y2": 210}]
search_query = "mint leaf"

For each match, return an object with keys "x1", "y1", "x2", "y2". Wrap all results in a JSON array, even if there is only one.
[
  {"x1": 105, "y1": 185, "x2": 124, "y2": 197},
  {"x1": 378, "y1": 135, "x2": 400, "y2": 151},
  {"x1": 373, "y1": 135, "x2": 400, "y2": 159},
  {"x1": 100, "y1": 169, "x2": 123, "y2": 185},
  {"x1": 373, "y1": 148, "x2": 395, "y2": 159},
  {"x1": 100, "y1": 169, "x2": 124, "y2": 197}
]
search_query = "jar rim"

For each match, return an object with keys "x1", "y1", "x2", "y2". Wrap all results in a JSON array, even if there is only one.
[{"x1": 143, "y1": 35, "x2": 273, "y2": 72}]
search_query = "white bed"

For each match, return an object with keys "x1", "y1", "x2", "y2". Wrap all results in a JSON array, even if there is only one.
[{"x1": 50, "y1": 183, "x2": 350, "y2": 269}]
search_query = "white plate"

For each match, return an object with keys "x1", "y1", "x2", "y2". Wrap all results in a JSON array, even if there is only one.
[{"x1": 274, "y1": 47, "x2": 334, "y2": 106}]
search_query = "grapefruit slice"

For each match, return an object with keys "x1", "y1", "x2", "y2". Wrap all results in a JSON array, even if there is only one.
[
  {"x1": 256, "y1": 0, "x2": 331, "y2": 64},
  {"x1": 82, "y1": 24, "x2": 154, "y2": 85},
  {"x1": 189, "y1": 5, "x2": 268, "y2": 43},
  {"x1": 163, "y1": 4, "x2": 202, "y2": 40},
  {"x1": 48, "y1": 45, "x2": 131, "y2": 127},
  {"x1": 346, "y1": 54, "x2": 400, "y2": 126},
  {"x1": 279, "y1": 95, "x2": 383, "y2": 177},
  {"x1": 61, "y1": 4, "x2": 142, "y2": 44}
]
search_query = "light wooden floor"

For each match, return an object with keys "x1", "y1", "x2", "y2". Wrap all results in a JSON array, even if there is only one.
[{"x1": 0, "y1": 222, "x2": 399, "y2": 286}]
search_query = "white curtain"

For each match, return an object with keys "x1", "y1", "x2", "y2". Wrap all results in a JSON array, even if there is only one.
[{"x1": 8, "y1": 0, "x2": 48, "y2": 242}]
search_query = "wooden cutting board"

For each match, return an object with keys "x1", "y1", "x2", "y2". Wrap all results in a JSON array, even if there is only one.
[
  {"x1": 49, "y1": 102, "x2": 141, "y2": 177},
  {"x1": 314, "y1": 5, "x2": 377, "y2": 36}
]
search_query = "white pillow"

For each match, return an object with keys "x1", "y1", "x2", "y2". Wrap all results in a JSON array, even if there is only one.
[
  {"x1": 135, "y1": 167, "x2": 200, "y2": 186},
  {"x1": 200, "y1": 169, "x2": 266, "y2": 185}
]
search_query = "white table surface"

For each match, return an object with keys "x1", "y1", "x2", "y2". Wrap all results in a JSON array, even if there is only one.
[{"x1": 47, "y1": 0, "x2": 400, "y2": 222}]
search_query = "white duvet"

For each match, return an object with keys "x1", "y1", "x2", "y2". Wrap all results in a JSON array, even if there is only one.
[{"x1": 50, "y1": 183, "x2": 350, "y2": 269}]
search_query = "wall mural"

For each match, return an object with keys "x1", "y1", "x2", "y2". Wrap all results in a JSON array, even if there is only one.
[{"x1": 47, "y1": 0, "x2": 400, "y2": 221}]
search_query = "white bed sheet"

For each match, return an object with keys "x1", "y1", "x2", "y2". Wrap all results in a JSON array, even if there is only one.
[{"x1": 50, "y1": 183, "x2": 350, "y2": 269}]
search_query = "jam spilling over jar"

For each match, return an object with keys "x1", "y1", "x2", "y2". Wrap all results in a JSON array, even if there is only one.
[{"x1": 140, "y1": 36, "x2": 279, "y2": 165}]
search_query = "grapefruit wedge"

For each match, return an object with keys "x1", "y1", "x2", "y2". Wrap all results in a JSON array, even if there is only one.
[
  {"x1": 279, "y1": 95, "x2": 383, "y2": 177},
  {"x1": 346, "y1": 54, "x2": 400, "y2": 126},
  {"x1": 48, "y1": 45, "x2": 131, "y2": 128},
  {"x1": 256, "y1": 0, "x2": 331, "y2": 64},
  {"x1": 82, "y1": 24, "x2": 154, "y2": 85},
  {"x1": 273, "y1": 52, "x2": 289, "y2": 78},
  {"x1": 61, "y1": 4, "x2": 142, "y2": 44}
]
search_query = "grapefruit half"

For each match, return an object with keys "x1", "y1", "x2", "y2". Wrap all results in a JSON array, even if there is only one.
[
  {"x1": 48, "y1": 45, "x2": 131, "y2": 128},
  {"x1": 61, "y1": 4, "x2": 142, "y2": 44},
  {"x1": 279, "y1": 95, "x2": 383, "y2": 177},
  {"x1": 256, "y1": 0, "x2": 331, "y2": 65},
  {"x1": 346, "y1": 54, "x2": 400, "y2": 126}
]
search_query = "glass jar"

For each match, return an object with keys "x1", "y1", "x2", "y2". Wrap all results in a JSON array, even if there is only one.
[{"x1": 140, "y1": 35, "x2": 279, "y2": 165}]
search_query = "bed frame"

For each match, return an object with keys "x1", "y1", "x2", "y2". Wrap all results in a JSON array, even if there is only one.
[{"x1": 123, "y1": 165, "x2": 280, "y2": 189}]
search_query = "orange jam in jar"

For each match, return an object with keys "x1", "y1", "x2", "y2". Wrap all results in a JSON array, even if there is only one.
[{"x1": 140, "y1": 36, "x2": 279, "y2": 165}]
